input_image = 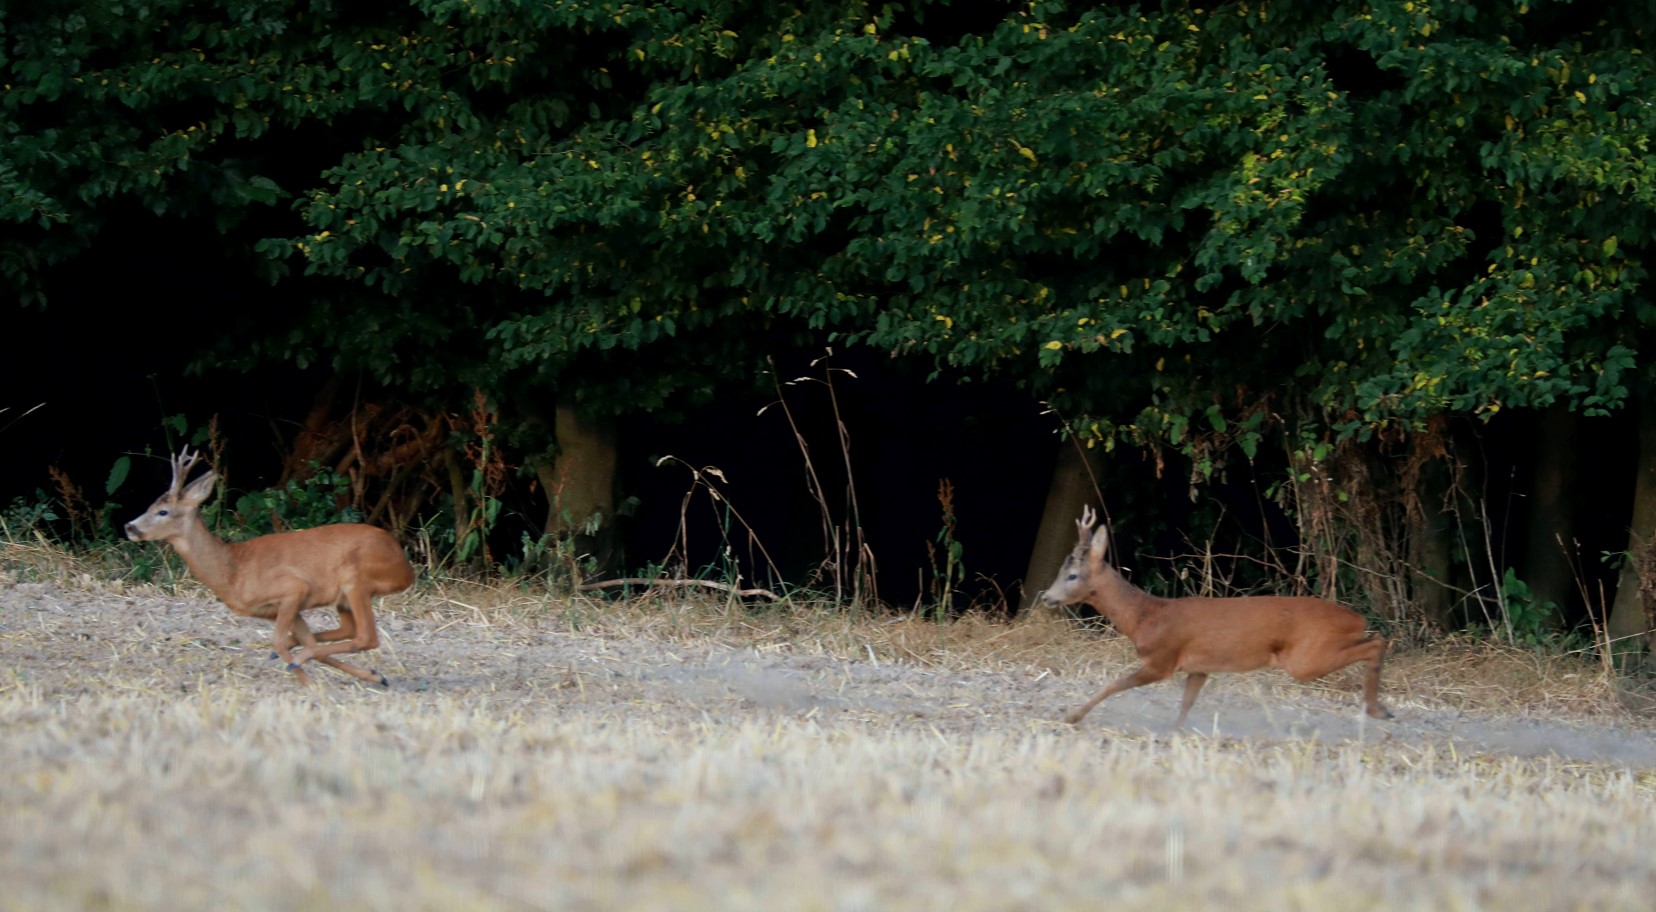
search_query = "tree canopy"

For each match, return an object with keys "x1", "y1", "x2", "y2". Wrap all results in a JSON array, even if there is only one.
[
  {"x1": 7, "y1": 1, "x2": 1652, "y2": 428},
  {"x1": 6, "y1": 0, "x2": 1656, "y2": 629}
]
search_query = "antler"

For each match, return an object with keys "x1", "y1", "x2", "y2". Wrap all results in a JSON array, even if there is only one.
[
  {"x1": 170, "y1": 448, "x2": 202, "y2": 496},
  {"x1": 1076, "y1": 505, "x2": 1097, "y2": 543}
]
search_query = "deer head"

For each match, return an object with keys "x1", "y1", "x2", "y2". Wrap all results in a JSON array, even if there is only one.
[
  {"x1": 1040, "y1": 505, "x2": 1112, "y2": 606},
  {"x1": 124, "y1": 448, "x2": 218, "y2": 543}
]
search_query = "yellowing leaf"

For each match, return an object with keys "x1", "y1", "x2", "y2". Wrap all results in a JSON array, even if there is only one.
[{"x1": 1043, "y1": 341, "x2": 1063, "y2": 350}]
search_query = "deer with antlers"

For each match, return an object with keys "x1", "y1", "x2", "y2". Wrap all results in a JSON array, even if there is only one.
[
  {"x1": 1042, "y1": 506, "x2": 1393, "y2": 727},
  {"x1": 125, "y1": 448, "x2": 414, "y2": 686}
]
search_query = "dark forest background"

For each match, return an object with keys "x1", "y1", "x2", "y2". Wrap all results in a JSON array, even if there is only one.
[{"x1": 5, "y1": 0, "x2": 1655, "y2": 659}]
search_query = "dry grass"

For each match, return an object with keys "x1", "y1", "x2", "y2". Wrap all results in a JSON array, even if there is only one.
[
  {"x1": 4, "y1": 542, "x2": 1656, "y2": 910},
  {"x1": 415, "y1": 574, "x2": 1644, "y2": 725}
]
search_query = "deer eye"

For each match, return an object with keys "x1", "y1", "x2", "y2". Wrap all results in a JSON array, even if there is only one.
[
  {"x1": 1066, "y1": 573, "x2": 1078, "y2": 581},
  {"x1": 157, "y1": 509, "x2": 169, "y2": 517}
]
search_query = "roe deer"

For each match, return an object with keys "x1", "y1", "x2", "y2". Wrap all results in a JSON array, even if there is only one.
[
  {"x1": 125, "y1": 448, "x2": 414, "y2": 686},
  {"x1": 1041, "y1": 507, "x2": 1392, "y2": 727}
]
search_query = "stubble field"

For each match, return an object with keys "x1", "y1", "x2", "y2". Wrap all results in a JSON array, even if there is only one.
[{"x1": 3, "y1": 551, "x2": 1655, "y2": 911}]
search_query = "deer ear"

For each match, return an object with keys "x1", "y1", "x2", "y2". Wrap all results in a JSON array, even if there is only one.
[
  {"x1": 1088, "y1": 525, "x2": 1111, "y2": 562},
  {"x1": 180, "y1": 470, "x2": 218, "y2": 505}
]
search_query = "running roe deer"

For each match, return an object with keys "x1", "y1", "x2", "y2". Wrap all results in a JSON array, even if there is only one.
[
  {"x1": 125, "y1": 448, "x2": 414, "y2": 686},
  {"x1": 1041, "y1": 507, "x2": 1392, "y2": 726}
]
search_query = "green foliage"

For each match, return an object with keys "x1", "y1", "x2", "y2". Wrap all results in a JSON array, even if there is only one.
[
  {"x1": 104, "y1": 456, "x2": 131, "y2": 497},
  {"x1": 232, "y1": 465, "x2": 363, "y2": 537},
  {"x1": 1500, "y1": 567, "x2": 1559, "y2": 647},
  {"x1": 3, "y1": 490, "x2": 59, "y2": 536},
  {"x1": 247, "y1": 0, "x2": 1656, "y2": 460},
  {"x1": 6, "y1": 0, "x2": 1656, "y2": 565},
  {"x1": 928, "y1": 479, "x2": 963, "y2": 618}
]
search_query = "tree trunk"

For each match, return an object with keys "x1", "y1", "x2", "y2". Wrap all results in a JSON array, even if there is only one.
[
  {"x1": 1608, "y1": 404, "x2": 1656, "y2": 665},
  {"x1": 443, "y1": 447, "x2": 474, "y2": 566},
  {"x1": 532, "y1": 402, "x2": 618, "y2": 575},
  {"x1": 281, "y1": 375, "x2": 342, "y2": 485},
  {"x1": 1017, "y1": 439, "x2": 1104, "y2": 614},
  {"x1": 1407, "y1": 452, "x2": 1455, "y2": 629},
  {"x1": 1524, "y1": 403, "x2": 1577, "y2": 628}
]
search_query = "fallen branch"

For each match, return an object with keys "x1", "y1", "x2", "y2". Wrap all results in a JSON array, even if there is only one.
[{"x1": 577, "y1": 578, "x2": 783, "y2": 601}]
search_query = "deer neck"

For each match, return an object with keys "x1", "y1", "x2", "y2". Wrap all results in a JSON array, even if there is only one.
[
  {"x1": 1087, "y1": 566, "x2": 1161, "y2": 639},
  {"x1": 164, "y1": 517, "x2": 236, "y2": 597}
]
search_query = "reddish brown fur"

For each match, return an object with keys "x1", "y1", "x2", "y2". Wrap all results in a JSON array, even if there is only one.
[
  {"x1": 125, "y1": 449, "x2": 414, "y2": 686},
  {"x1": 1041, "y1": 507, "x2": 1392, "y2": 726}
]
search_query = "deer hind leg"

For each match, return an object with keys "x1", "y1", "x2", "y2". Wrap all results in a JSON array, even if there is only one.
[
  {"x1": 1063, "y1": 662, "x2": 1176, "y2": 726},
  {"x1": 273, "y1": 613, "x2": 378, "y2": 683},
  {"x1": 310, "y1": 602, "x2": 359, "y2": 644},
  {"x1": 311, "y1": 654, "x2": 390, "y2": 685},
  {"x1": 287, "y1": 586, "x2": 387, "y2": 686},
  {"x1": 289, "y1": 644, "x2": 388, "y2": 687},
  {"x1": 1281, "y1": 635, "x2": 1393, "y2": 720},
  {"x1": 1358, "y1": 637, "x2": 1393, "y2": 719},
  {"x1": 1174, "y1": 672, "x2": 1210, "y2": 728}
]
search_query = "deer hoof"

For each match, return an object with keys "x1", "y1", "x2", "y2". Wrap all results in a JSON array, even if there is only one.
[
  {"x1": 374, "y1": 670, "x2": 389, "y2": 687},
  {"x1": 269, "y1": 652, "x2": 279, "y2": 660},
  {"x1": 285, "y1": 663, "x2": 301, "y2": 672}
]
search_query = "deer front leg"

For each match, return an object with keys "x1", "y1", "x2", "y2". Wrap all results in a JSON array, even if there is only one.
[
  {"x1": 1174, "y1": 672, "x2": 1209, "y2": 728},
  {"x1": 270, "y1": 615, "x2": 322, "y2": 660},
  {"x1": 271, "y1": 591, "x2": 313, "y2": 683},
  {"x1": 1063, "y1": 662, "x2": 1176, "y2": 725}
]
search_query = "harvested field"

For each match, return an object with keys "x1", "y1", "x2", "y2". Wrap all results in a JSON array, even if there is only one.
[{"x1": 3, "y1": 559, "x2": 1655, "y2": 910}]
